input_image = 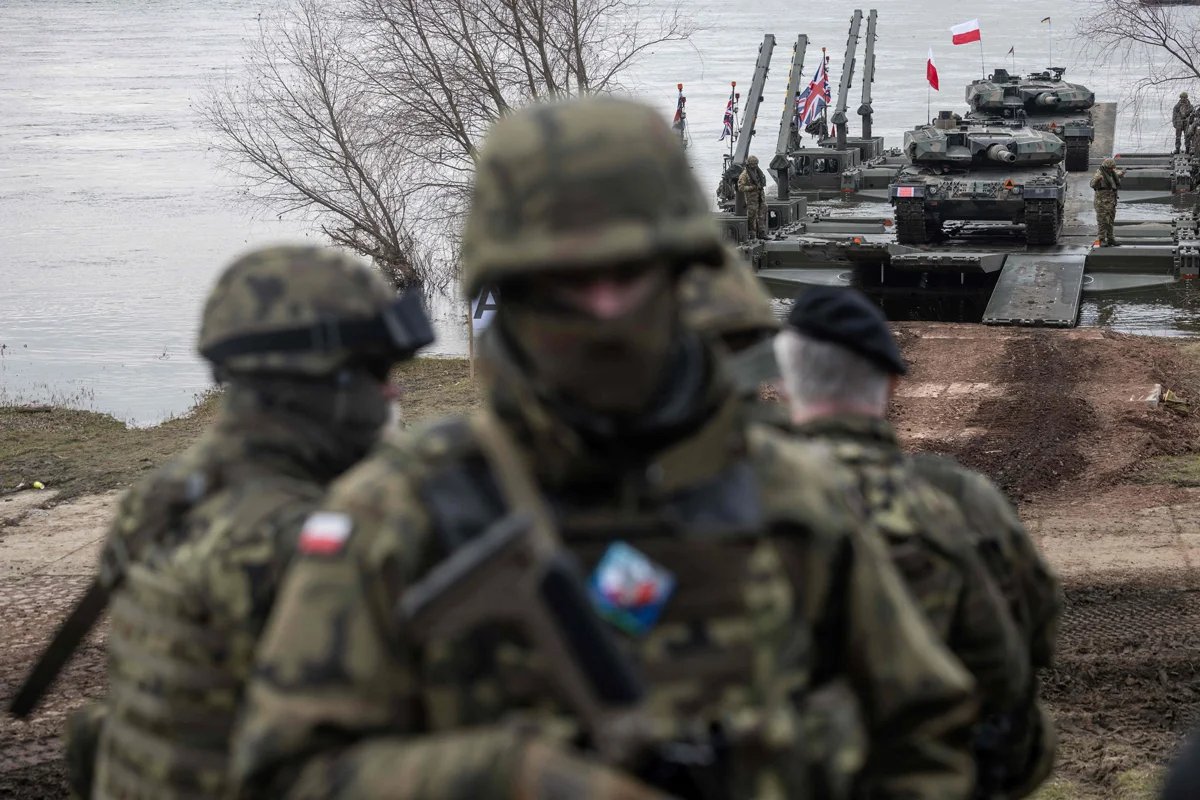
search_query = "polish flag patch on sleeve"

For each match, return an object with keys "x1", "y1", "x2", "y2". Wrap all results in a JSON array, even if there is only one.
[
  {"x1": 298, "y1": 512, "x2": 354, "y2": 556},
  {"x1": 896, "y1": 186, "x2": 916, "y2": 198}
]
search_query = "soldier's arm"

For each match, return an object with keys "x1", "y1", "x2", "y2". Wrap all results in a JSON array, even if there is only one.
[
  {"x1": 831, "y1": 524, "x2": 978, "y2": 800},
  {"x1": 960, "y1": 473, "x2": 1062, "y2": 669},
  {"x1": 754, "y1": 432, "x2": 976, "y2": 800},
  {"x1": 941, "y1": 522, "x2": 1030, "y2": 714}
]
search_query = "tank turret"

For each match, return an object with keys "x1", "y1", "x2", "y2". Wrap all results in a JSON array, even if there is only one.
[
  {"x1": 965, "y1": 67, "x2": 1096, "y2": 170},
  {"x1": 903, "y1": 115, "x2": 1065, "y2": 169}
]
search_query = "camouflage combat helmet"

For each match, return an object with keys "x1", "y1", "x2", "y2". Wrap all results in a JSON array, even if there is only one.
[
  {"x1": 1101, "y1": 157, "x2": 1116, "y2": 168},
  {"x1": 747, "y1": 155, "x2": 759, "y2": 166},
  {"x1": 199, "y1": 245, "x2": 433, "y2": 376},
  {"x1": 681, "y1": 245, "x2": 780, "y2": 340},
  {"x1": 460, "y1": 96, "x2": 723, "y2": 295},
  {"x1": 1183, "y1": 92, "x2": 1190, "y2": 99}
]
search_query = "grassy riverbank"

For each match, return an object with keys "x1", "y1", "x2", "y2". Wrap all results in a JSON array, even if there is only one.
[{"x1": 0, "y1": 357, "x2": 478, "y2": 502}]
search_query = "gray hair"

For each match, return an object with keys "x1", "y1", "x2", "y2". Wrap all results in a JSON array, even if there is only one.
[{"x1": 773, "y1": 329, "x2": 891, "y2": 415}]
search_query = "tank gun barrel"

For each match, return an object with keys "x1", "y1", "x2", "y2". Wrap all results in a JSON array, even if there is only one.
[
  {"x1": 985, "y1": 144, "x2": 1016, "y2": 163},
  {"x1": 1033, "y1": 92, "x2": 1060, "y2": 107}
]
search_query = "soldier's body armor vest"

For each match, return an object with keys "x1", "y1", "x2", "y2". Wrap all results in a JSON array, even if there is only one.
[
  {"x1": 406, "y1": 412, "x2": 860, "y2": 798},
  {"x1": 93, "y1": 479, "x2": 301, "y2": 800}
]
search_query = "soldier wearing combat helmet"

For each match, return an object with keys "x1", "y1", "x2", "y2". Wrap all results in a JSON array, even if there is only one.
[
  {"x1": 54, "y1": 246, "x2": 433, "y2": 799},
  {"x1": 1174, "y1": 91, "x2": 1193, "y2": 154},
  {"x1": 232, "y1": 96, "x2": 975, "y2": 799},
  {"x1": 1090, "y1": 157, "x2": 1124, "y2": 247},
  {"x1": 737, "y1": 154, "x2": 769, "y2": 239}
]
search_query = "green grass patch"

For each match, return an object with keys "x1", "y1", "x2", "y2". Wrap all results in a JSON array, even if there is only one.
[
  {"x1": 1137, "y1": 453, "x2": 1200, "y2": 487},
  {"x1": 0, "y1": 357, "x2": 479, "y2": 503}
]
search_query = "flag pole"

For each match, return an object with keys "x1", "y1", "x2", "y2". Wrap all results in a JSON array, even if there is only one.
[
  {"x1": 1048, "y1": 18, "x2": 1053, "y2": 67},
  {"x1": 927, "y1": 85, "x2": 930, "y2": 124},
  {"x1": 979, "y1": 38, "x2": 985, "y2": 79},
  {"x1": 1010, "y1": 47, "x2": 1016, "y2": 72}
]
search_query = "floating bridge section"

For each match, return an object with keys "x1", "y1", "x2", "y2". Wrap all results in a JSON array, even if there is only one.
[{"x1": 981, "y1": 250, "x2": 1087, "y2": 327}]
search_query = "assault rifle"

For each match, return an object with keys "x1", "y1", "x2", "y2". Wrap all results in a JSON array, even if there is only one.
[{"x1": 398, "y1": 513, "x2": 728, "y2": 797}]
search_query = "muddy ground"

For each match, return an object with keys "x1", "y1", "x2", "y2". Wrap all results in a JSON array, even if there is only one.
[{"x1": 2, "y1": 331, "x2": 1199, "y2": 798}]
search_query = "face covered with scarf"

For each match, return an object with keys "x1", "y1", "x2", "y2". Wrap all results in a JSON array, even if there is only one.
[{"x1": 497, "y1": 260, "x2": 681, "y2": 418}]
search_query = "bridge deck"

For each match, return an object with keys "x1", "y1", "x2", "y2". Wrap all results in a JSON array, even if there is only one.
[{"x1": 982, "y1": 251, "x2": 1087, "y2": 327}]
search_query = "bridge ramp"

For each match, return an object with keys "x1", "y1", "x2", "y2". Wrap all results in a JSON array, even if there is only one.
[{"x1": 982, "y1": 251, "x2": 1086, "y2": 327}]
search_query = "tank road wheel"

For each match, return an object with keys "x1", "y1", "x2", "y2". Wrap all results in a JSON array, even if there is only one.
[
  {"x1": 1064, "y1": 137, "x2": 1090, "y2": 172},
  {"x1": 1025, "y1": 199, "x2": 1061, "y2": 245},
  {"x1": 895, "y1": 199, "x2": 938, "y2": 244}
]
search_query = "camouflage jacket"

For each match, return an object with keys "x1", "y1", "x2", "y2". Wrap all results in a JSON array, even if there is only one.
[
  {"x1": 1174, "y1": 99, "x2": 1193, "y2": 128},
  {"x1": 909, "y1": 453, "x2": 1061, "y2": 671},
  {"x1": 737, "y1": 164, "x2": 767, "y2": 197},
  {"x1": 791, "y1": 414, "x2": 1029, "y2": 715},
  {"x1": 1089, "y1": 167, "x2": 1120, "y2": 193},
  {"x1": 86, "y1": 394, "x2": 352, "y2": 800},
  {"x1": 233, "y1": 343, "x2": 976, "y2": 800},
  {"x1": 909, "y1": 453, "x2": 1063, "y2": 796}
]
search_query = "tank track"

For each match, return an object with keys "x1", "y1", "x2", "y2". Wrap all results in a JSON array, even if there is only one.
[
  {"x1": 1025, "y1": 199, "x2": 1062, "y2": 245},
  {"x1": 1064, "y1": 137, "x2": 1091, "y2": 172},
  {"x1": 894, "y1": 199, "x2": 940, "y2": 244}
]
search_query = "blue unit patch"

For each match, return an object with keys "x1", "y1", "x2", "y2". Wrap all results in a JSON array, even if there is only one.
[{"x1": 589, "y1": 542, "x2": 676, "y2": 637}]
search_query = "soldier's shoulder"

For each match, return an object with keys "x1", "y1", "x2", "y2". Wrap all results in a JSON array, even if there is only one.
[{"x1": 745, "y1": 421, "x2": 862, "y2": 528}]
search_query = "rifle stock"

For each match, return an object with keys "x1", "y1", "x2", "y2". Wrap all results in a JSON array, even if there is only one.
[{"x1": 398, "y1": 513, "x2": 648, "y2": 761}]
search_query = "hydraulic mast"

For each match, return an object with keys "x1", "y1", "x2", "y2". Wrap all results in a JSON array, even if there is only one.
[
  {"x1": 858, "y1": 9, "x2": 877, "y2": 140},
  {"x1": 771, "y1": 35, "x2": 808, "y2": 200},
  {"x1": 733, "y1": 34, "x2": 776, "y2": 166},
  {"x1": 732, "y1": 34, "x2": 775, "y2": 214},
  {"x1": 830, "y1": 10, "x2": 862, "y2": 151}
]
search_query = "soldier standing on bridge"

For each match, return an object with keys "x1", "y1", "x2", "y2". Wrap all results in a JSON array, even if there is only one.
[
  {"x1": 738, "y1": 154, "x2": 769, "y2": 239},
  {"x1": 1174, "y1": 92, "x2": 1193, "y2": 154},
  {"x1": 1090, "y1": 157, "x2": 1124, "y2": 247}
]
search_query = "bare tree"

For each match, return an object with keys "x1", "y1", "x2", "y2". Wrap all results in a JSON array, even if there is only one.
[
  {"x1": 1077, "y1": 0, "x2": 1200, "y2": 135},
  {"x1": 202, "y1": 0, "x2": 691, "y2": 289}
]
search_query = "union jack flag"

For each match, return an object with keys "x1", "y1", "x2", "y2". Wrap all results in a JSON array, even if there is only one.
[
  {"x1": 719, "y1": 87, "x2": 738, "y2": 141},
  {"x1": 795, "y1": 59, "x2": 831, "y2": 130}
]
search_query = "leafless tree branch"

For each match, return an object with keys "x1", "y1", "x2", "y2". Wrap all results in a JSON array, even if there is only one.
[{"x1": 201, "y1": 0, "x2": 691, "y2": 291}]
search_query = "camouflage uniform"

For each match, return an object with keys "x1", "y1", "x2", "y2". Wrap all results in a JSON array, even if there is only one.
[
  {"x1": 793, "y1": 417, "x2": 1032, "y2": 798},
  {"x1": 680, "y1": 244, "x2": 780, "y2": 396},
  {"x1": 232, "y1": 97, "x2": 976, "y2": 800},
  {"x1": 65, "y1": 247, "x2": 432, "y2": 800},
  {"x1": 737, "y1": 156, "x2": 769, "y2": 239},
  {"x1": 1090, "y1": 158, "x2": 1122, "y2": 247},
  {"x1": 1173, "y1": 93, "x2": 1192, "y2": 153},
  {"x1": 911, "y1": 453, "x2": 1063, "y2": 798}
]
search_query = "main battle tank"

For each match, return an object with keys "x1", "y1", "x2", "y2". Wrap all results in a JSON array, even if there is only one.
[
  {"x1": 889, "y1": 112, "x2": 1066, "y2": 246},
  {"x1": 965, "y1": 67, "x2": 1096, "y2": 171}
]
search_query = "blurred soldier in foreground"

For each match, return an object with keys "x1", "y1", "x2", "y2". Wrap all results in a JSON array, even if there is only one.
[
  {"x1": 774, "y1": 287, "x2": 1044, "y2": 798},
  {"x1": 738, "y1": 154, "x2": 769, "y2": 239},
  {"x1": 233, "y1": 96, "x2": 976, "y2": 800},
  {"x1": 680, "y1": 245, "x2": 780, "y2": 397},
  {"x1": 1173, "y1": 92, "x2": 1192, "y2": 154},
  {"x1": 61, "y1": 246, "x2": 433, "y2": 799},
  {"x1": 1090, "y1": 157, "x2": 1123, "y2": 247}
]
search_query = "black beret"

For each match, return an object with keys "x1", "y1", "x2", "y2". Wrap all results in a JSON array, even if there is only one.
[{"x1": 784, "y1": 286, "x2": 907, "y2": 375}]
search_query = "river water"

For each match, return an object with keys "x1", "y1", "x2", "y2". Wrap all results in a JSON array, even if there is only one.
[{"x1": 0, "y1": 0, "x2": 1193, "y2": 423}]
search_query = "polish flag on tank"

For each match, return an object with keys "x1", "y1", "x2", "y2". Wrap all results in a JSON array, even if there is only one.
[
  {"x1": 927, "y1": 49, "x2": 939, "y2": 90},
  {"x1": 950, "y1": 19, "x2": 981, "y2": 45}
]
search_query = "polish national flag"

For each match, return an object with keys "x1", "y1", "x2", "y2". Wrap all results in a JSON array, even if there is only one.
[
  {"x1": 950, "y1": 19, "x2": 981, "y2": 45},
  {"x1": 927, "y1": 49, "x2": 939, "y2": 90}
]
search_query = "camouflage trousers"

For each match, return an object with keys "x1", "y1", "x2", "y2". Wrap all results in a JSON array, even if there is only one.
[
  {"x1": 1177, "y1": 126, "x2": 1185, "y2": 153},
  {"x1": 746, "y1": 195, "x2": 768, "y2": 238},
  {"x1": 1094, "y1": 191, "x2": 1117, "y2": 245}
]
